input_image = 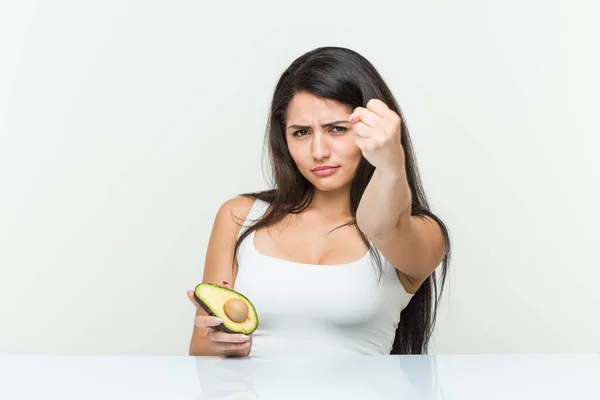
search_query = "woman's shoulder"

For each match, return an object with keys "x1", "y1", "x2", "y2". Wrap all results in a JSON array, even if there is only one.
[
  {"x1": 218, "y1": 190, "x2": 275, "y2": 217},
  {"x1": 217, "y1": 195, "x2": 257, "y2": 225},
  {"x1": 222, "y1": 194, "x2": 256, "y2": 210},
  {"x1": 218, "y1": 191, "x2": 275, "y2": 222}
]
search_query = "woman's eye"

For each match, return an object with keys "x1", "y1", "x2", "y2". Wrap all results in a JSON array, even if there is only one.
[
  {"x1": 293, "y1": 127, "x2": 346, "y2": 137},
  {"x1": 331, "y1": 126, "x2": 347, "y2": 134}
]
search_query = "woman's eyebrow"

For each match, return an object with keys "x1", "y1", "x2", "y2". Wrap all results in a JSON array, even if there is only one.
[{"x1": 287, "y1": 120, "x2": 350, "y2": 130}]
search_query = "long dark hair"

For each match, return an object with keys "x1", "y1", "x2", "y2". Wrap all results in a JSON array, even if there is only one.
[{"x1": 230, "y1": 46, "x2": 451, "y2": 354}]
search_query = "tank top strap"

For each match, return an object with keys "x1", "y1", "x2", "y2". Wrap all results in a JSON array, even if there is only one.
[{"x1": 237, "y1": 197, "x2": 270, "y2": 240}]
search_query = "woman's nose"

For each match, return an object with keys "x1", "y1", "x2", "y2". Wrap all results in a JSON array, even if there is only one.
[{"x1": 311, "y1": 131, "x2": 331, "y2": 159}]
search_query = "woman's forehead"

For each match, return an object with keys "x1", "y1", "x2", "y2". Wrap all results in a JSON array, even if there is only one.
[{"x1": 286, "y1": 92, "x2": 352, "y2": 123}]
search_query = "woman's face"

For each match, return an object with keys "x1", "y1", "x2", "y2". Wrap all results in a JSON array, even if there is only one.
[{"x1": 285, "y1": 91, "x2": 363, "y2": 193}]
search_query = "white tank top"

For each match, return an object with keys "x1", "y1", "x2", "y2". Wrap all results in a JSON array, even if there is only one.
[{"x1": 233, "y1": 198, "x2": 415, "y2": 358}]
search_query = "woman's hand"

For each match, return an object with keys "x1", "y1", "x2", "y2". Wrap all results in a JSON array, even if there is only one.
[
  {"x1": 349, "y1": 98, "x2": 406, "y2": 174},
  {"x1": 187, "y1": 283, "x2": 253, "y2": 357}
]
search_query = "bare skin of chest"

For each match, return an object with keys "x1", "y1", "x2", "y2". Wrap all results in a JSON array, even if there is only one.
[{"x1": 253, "y1": 212, "x2": 369, "y2": 265}]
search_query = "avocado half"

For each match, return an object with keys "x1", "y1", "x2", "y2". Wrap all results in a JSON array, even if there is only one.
[{"x1": 194, "y1": 283, "x2": 259, "y2": 335}]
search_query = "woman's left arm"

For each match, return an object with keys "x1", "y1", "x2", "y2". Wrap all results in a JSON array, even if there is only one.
[{"x1": 351, "y1": 99, "x2": 447, "y2": 287}]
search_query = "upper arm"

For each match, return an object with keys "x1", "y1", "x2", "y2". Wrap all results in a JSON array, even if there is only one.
[
  {"x1": 201, "y1": 194, "x2": 255, "y2": 288},
  {"x1": 189, "y1": 195, "x2": 255, "y2": 346}
]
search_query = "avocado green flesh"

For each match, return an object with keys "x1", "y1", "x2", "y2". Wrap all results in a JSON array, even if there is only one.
[{"x1": 194, "y1": 283, "x2": 259, "y2": 334}]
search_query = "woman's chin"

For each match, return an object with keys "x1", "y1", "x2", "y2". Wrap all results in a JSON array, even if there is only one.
[{"x1": 308, "y1": 179, "x2": 349, "y2": 193}]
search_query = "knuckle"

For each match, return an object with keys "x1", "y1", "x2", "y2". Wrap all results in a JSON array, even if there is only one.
[{"x1": 367, "y1": 98, "x2": 378, "y2": 108}]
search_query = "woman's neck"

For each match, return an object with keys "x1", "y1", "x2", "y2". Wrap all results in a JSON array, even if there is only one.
[{"x1": 307, "y1": 188, "x2": 352, "y2": 219}]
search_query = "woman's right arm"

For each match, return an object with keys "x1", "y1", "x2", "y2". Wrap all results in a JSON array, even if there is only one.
[{"x1": 188, "y1": 195, "x2": 255, "y2": 356}]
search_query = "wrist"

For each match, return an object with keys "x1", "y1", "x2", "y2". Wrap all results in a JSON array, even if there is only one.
[{"x1": 376, "y1": 164, "x2": 407, "y2": 180}]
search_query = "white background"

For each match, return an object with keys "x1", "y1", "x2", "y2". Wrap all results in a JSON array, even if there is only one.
[{"x1": 1, "y1": 0, "x2": 598, "y2": 355}]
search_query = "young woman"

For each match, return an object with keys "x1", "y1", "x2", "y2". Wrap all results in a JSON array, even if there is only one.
[{"x1": 187, "y1": 46, "x2": 451, "y2": 358}]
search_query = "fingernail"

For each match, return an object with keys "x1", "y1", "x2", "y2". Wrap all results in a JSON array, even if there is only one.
[
  {"x1": 348, "y1": 113, "x2": 355, "y2": 122},
  {"x1": 213, "y1": 317, "x2": 223, "y2": 324},
  {"x1": 240, "y1": 335, "x2": 250, "y2": 341}
]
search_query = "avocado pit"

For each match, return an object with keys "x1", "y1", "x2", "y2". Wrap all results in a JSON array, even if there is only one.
[{"x1": 224, "y1": 298, "x2": 249, "y2": 323}]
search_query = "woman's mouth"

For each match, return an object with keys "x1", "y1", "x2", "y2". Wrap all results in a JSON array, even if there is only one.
[{"x1": 311, "y1": 165, "x2": 339, "y2": 177}]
